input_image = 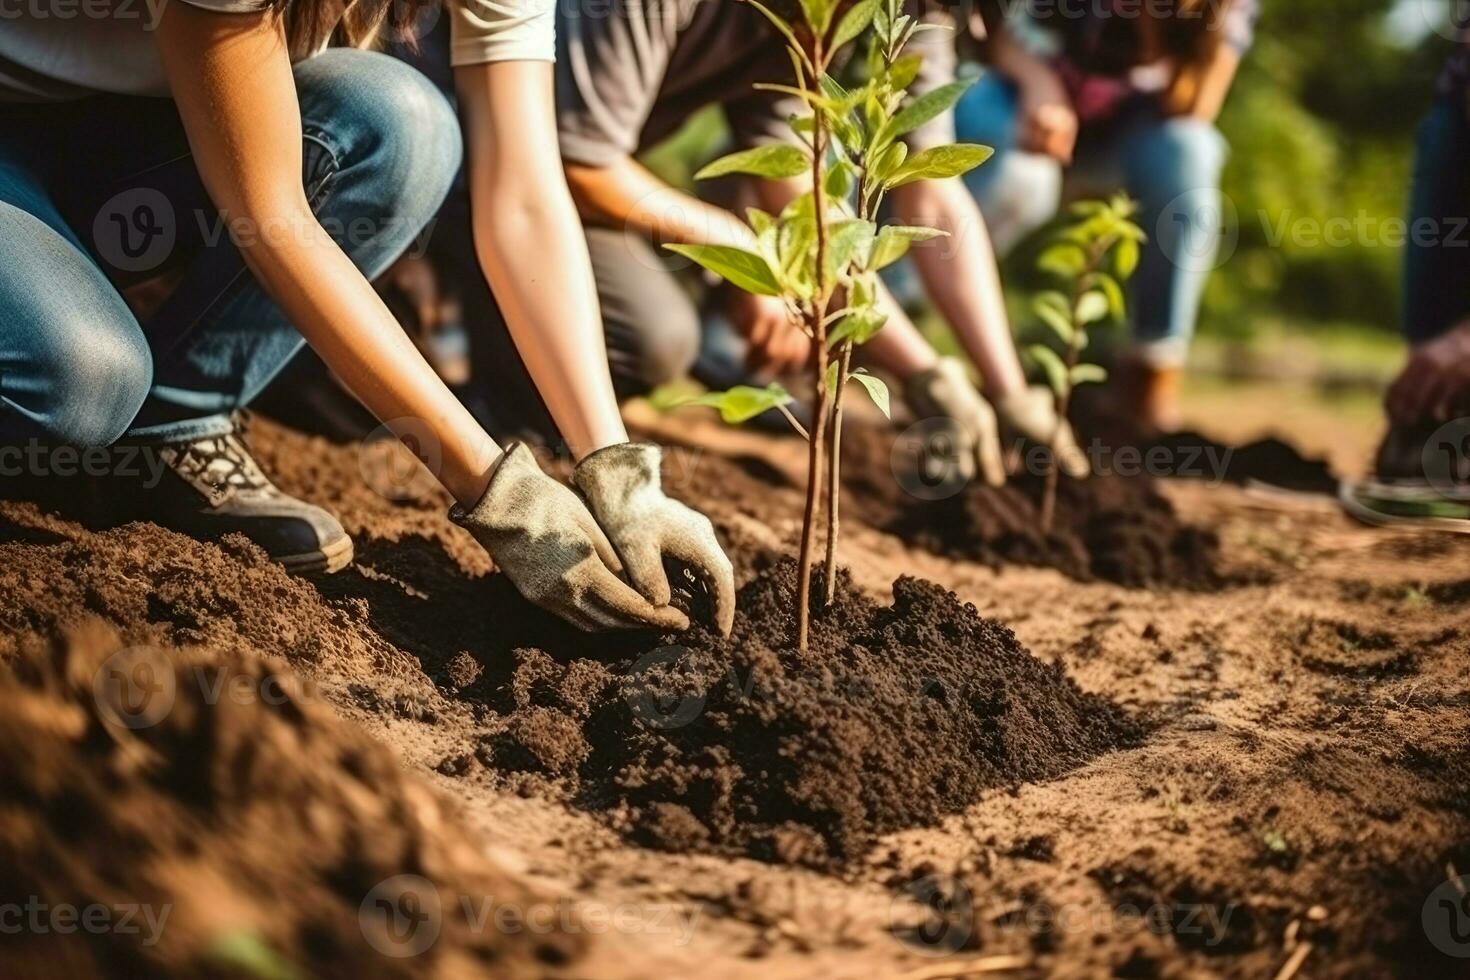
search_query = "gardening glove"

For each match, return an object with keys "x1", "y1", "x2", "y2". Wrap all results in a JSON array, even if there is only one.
[
  {"x1": 453, "y1": 443, "x2": 690, "y2": 633},
  {"x1": 573, "y1": 443, "x2": 736, "y2": 637},
  {"x1": 994, "y1": 386, "x2": 1090, "y2": 479},
  {"x1": 903, "y1": 357, "x2": 1007, "y2": 488}
]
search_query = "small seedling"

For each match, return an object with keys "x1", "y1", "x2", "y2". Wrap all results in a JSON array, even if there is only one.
[
  {"x1": 1029, "y1": 194, "x2": 1146, "y2": 533},
  {"x1": 666, "y1": 0, "x2": 993, "y2": 650}
]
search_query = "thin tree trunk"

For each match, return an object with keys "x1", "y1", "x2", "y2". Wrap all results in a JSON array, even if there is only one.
[
  {"x1": 797, "y1": 44, "x2": 830, "y2": 652},
  {"x1": 823, "y1": 339, "x2": 853, "y2": 606}
]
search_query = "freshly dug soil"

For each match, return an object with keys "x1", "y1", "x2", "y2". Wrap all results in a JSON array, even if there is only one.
[
  {"x1": 464, "y1": 560, "x2": 1142, "y2": 868},
  {"x1": 0, "y1": 620, "x2": 582, "y2": 979},
  {"x1": 1149, "y1": 429, "x2": 1337, "y2": 494},
  {"x1": 840, "y1": 424, "x2": 1226, "y2": 588}
]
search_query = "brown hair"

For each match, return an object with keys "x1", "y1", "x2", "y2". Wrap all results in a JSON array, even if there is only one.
[
  {"x1": 1154, "y1": 0, "x2": 1232, "y2": 114},
  {"x1": 275, "y1": 0, "x2": 436, "y2": 59}
]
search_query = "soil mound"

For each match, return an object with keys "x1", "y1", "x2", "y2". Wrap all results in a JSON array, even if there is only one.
[
  {"x1": 1149, "y1": 429, "x2": 1336, "y2": 494},
  {"x1": 0, "y1": 621, "x2": 582, "y2": 979},
  {"x1": 467, "y1": 560, "x2": 1141, "y2": 868},
  {"x1": 840, "y1": 425, "x2": 1224, "y2": 588}
]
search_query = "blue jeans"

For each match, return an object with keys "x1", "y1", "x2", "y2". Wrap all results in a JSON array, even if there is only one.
[
  {"x1": 1403, "y1": 97, "x2": 1470, "y2": 345},
  {"x1": 954, "y1": 72, "x2": 1229, "y2": 366},
  {"x1": 0, "y1": 49, "x2": 460, "y2": 447}
]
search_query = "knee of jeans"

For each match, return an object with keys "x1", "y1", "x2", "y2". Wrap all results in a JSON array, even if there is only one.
[
  {"x1": 27, "y1": 322, "x2": 153, "y2": 446},
  {"x1": 1132, "y1": 118, "x2": 1227, "y2": 197},
  {"x1": 297, "y1": 50, "x2": 462, "y2": 228}
]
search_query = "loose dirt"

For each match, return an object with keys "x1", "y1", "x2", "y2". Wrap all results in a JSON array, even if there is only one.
[{"x1": 1, "y1": 413, "x2": 1466, "y2": 978}]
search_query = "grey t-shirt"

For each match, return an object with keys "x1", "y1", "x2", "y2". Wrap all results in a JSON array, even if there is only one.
[{"x1": 555, "y1": 0, "x2": 957, "y2": 167}]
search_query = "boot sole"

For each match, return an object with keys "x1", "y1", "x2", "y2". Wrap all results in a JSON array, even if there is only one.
[{"x1": 277, "y1": 533, "x2": 356, "y2": 575}]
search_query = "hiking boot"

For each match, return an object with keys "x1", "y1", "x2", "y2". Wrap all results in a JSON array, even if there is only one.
[{"x1": 134, "y1": 428, "x2": 354, "y2": 573}]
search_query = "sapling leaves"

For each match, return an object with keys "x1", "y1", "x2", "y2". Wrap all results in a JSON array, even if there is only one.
[
  {"x1": 1076, "y1": 290, "x2": 1110, "y2": 325},
  {"x1": 828, "y1": 306, "x2": 888, "y2": 347},
  {"x1": 665, "y1": 244, "x2": 782, "y2": 296},
  {"x1": 1028, "y1": 344, "x2": 1069, "y2": 396},
  {"x1": 833, "y1": 0, "x2": 880, "y2": 51},
  {"x1": 867, "y1": 224, "x2": 946, "y2": 270},
  {"x1": 1071, "y1": 364, "x2": 1108, "y2": 386},
  {"x1": 681, "y1": 383, "x2": 795, "y2": 425},
  {"x1": 847, "y1": 369, "x2": 891, "y2": 418},
  {"x1": 874, "y1": 78, "x2": 974, "y2": 149},
  {"x1": 886, "y1": 143, "x2": 994, "y2": 188},
  {"x1": 697, "y1": 144, "x2": 809, "y2": 180}
]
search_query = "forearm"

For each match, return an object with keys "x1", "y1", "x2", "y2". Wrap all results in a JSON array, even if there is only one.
[
  {"x1": 987, "y1": 26, "x2": 1060, "y2": 90},
  {"x1": 891, "y1": 180, "x2": 1026, "y2": 398},
  {"x1": 240, "y1": 213, "x2": 501, "y2": 503},
  {"x1": 565, "y1": 157, "x2": 756, "y2": 249},
  {"x1": 459, "y1": 62, "x2": 627, "y2": 460}
]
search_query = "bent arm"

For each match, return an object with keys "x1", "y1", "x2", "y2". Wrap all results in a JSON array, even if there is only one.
[
  {"x1": 564, "y1": 156, "x2": 758, "y2": 250},
  {"x1": 154, "y1": 4, "x2": 500, "y2": 505},
  {"x1": 456, "y1": 60, "x2": 627, "y2": 459},
  {"x1": 889, "y1": 178, "x2": 1027, "y2": 398}
]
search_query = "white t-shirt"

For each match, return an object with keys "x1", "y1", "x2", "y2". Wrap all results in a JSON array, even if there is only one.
[{"x1": 0, "y1": 0, "x2": 554, "y2": 103}]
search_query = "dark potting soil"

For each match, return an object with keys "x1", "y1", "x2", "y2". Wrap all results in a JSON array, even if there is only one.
[
  {"x1": 467, "y1": 559, "x2": 1142, "y2": 869},
  {"x1": 839, "y1": 425, "x2": 1226, "y2": 589},
  {"x1": 1147, "y1": 429, "x2": 1337, "y2": 495}
]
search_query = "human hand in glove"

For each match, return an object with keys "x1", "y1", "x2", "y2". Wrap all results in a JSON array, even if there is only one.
[
  {"x1": 573, "y1": 443, "x2": 736, "y2": 637},
  {"x1": 454, "y1": 443, "x2": 692, "y2": 633},
  {"x1": 993, "y1": 386, "x2": 1090, "y2": 479},
  {"x1": 903, "y1": 357, "x2": 1007, "y2": 488}
]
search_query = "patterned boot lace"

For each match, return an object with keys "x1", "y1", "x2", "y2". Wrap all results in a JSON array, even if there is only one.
[{"x1": 158, "y1": 432, "x2": 275, "y2": 505}]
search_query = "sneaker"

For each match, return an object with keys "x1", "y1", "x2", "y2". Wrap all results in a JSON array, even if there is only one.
[
  {"x1": 135, "y1": 428, "x2": 354, "y2": 573},
  {"x1": 1339, "y1": 423, "x2": 1470, "y2": 533}
]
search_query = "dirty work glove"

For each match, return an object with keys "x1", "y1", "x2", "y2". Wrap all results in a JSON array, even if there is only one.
[
  {"x1": 903, "y1": 357, "x2": 1006, "y2": 488},
  {"x1": 994, "y1": 386, "x2": 1090, "y2": 479},
  {"x1": 453, "y1": 443, "x2": 690, "y2": 633},
  {"x1": 572, "y1": 443, "x2": 736, "y2": 637}
]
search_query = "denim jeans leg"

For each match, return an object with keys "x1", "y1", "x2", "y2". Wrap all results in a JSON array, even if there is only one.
[
  {"x1": 1403, "y1": 99, "x2": 1470, "y2": 346},
  {"x1": 1115, "y1": 114, "x2": 1228, "y2": 366},
  {"x1": 127, "y1": 49, "x2": 462, "y2": 442}
]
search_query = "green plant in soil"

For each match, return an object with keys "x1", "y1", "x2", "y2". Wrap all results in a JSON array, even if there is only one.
[
  {"x1": 1029, "y1": 194, "x2": 1146, "y2": 534},
  {"x1": 667, "y1": 0, "x2": 992, "y2": 651}
]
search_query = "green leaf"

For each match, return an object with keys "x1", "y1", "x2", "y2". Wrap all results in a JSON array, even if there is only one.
[
  {"x1": 1112, "y1": 236, "x2": 1141, "y2": 279},
  {"x1": 1076, "y1": 290, "x2": 1109, "y2": 325},
  {"x1": 871, "y1": 141, "x2": 909, "y2": 184},
  {"x1": 685, "y1": 383, "x2": 794, "y2": 425},
  {"x1": 886, "y1": 143, "x2": 994, "y2": 188},
  {"x1": 876, "y1": 78, "x2": 975, "y2": 148},
  {"x1": 827, "y1": 219, "x2": 876, "y2": 281},
  {"x1": 1033, "y1": 300, "x2": 1074, "y2": 344},
  {"x1": 1038, "y1": 243, "x2": 1087, "y2": 278},
  {"x1": 887, "y1": 54, "x2": 923, "y2": 91},
  {"x1": 695, "y1": 144, "x2": 809, "y2": 181},
  {"x1": 799, "y1": 0, "x2": 835, "y2": 37},
  {"x1": 825, "y1": 159, "x2": 854, "y2": 201},
  {"x1": 832, "y1": 0, "x2": 879, "y2": 51},
  {"x1": 1071, "y1": 363, "x2": 1108, "y2": 386},
  {"x1": 847, "y1": 369, "x2": 891, "y2": 418},
  {"x1": 825, "y1": 360, "x2": 840, "y2": 393},
  {"x1": 207, "y1": 931, "x2": 302, "y2": 980},
  {"x1": 1028, "y1": 344, "x2": 1069, "y2": 395},
  {"x1": 665, "y1": 244, "x2": 782, "y2": 296},
  {"x1": 827, "y1": 306, "x2": 888, "y2": 347},
  {"x1": 868, "y1": 225, "x2": 946, "y2": 271},
  {"x1": 1091, "y1": 272, "x2": 1126, "y2": 319}
]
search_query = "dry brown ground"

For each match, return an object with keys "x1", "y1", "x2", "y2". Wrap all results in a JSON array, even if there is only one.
[{"x1": 0, "y1": 401, "x2": 1466, "y2": 979}]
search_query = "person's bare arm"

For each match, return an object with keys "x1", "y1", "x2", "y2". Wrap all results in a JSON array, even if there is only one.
[
  {"x1": 889, "y1": 177, "x2": 1026, "y2": 398},
  {"x1": 1170, "y1": 44, "x2": 1241, "y2": 121},
  {"x1": 154, "y1": 4, "x2": 499, "y2": 505},
  {"x1": 986, "y1": 21, "x2": 1077, "y2": 162},
  {"x1": 456, "y1": 61, "x2": 627, "y2": 459},
  {"x1": 564, "y1": 156, "x2": 758, "y2": 249}
]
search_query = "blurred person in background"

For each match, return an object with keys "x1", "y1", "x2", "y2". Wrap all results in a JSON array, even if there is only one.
[
  {"x1": 1341, "y1": 26, "x2": 1470, "y2": 532},
  {"x1": 0, "y1": 0, "x2": 733, "y2": 633},
  {"x1": 955, "y1": 0, "x2": 1257, "y2": 433}
]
